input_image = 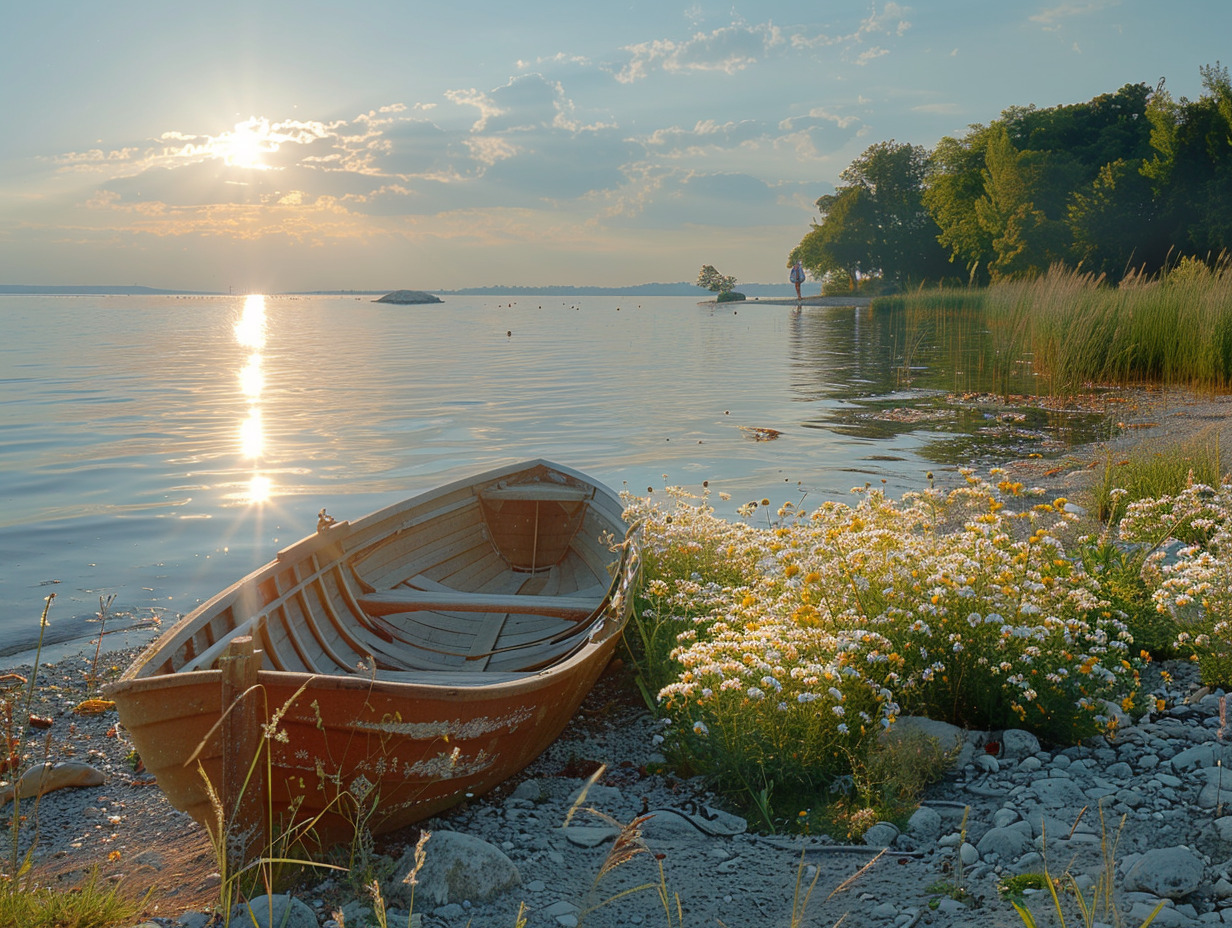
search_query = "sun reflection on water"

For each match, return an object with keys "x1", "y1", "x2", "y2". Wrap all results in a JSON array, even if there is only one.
[
  {"x1": 235, "y1": 295, "x2": 271, "y2": 503},
  {"x1": 239, "y1": 355, "x2": 263, "y2": 398},
  {"x1": 235, "y1": 294, "x2": 267, "y2": 349},
  {"x1": 240, "y1": 408, "x2": 264, "y2": 459}
]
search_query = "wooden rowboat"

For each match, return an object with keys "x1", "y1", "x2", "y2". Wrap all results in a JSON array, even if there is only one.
[{"x1": 105, "y1": 460, "x2": 639, "y2": 851}]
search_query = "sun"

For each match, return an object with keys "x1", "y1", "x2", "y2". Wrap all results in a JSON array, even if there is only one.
[{"x1": 216, "y1": 119, "x2": 273, "y2": 170}]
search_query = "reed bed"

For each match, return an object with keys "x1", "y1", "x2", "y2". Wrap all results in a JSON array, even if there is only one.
[{"x1": 876, "y1": 258, "x2": 1232, "y2": 395}]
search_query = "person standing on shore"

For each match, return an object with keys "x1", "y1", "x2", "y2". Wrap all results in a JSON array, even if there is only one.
[{"x1": 789, "y1": 260, "x2": 805, "y2": 301}]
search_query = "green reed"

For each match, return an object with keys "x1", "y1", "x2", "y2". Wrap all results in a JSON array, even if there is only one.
[
  {"x1": 874, "y1": 288, "x2": 1034, "y2": 398},
  {"x1": 875, "y1": 257, "x2": 1232, "y2": 395}
]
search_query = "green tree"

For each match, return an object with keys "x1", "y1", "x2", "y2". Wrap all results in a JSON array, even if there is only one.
[
  {"x1": 792, "y1": 141, "x2": 952, "y2": 288},
  {"x1": 1068, "y1": 157, "x2": 1157, "y2": 277},
  {"x1": 790, "y1": 185, "x2": 877, "y2": 289},
  {"x1": 975, "y1": 126, "x2": 1070, "y2": 280},
  {"x1": 696, "y1": 265, "x2": 737, "y2": 294},
  {"x1": 923, "y1": 129, "x2": 997, "y2": 284},
  {"x1": 926, "y1": 82, "x2": 1156, "y2": 282},
  {"x1": 1146, "y1": 64, "x2": 1232, "y2": 261}
]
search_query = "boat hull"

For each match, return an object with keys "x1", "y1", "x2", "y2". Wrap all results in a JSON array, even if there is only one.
[{"x1": 105, "y1": 460, "x2": 638, "y2": 848}]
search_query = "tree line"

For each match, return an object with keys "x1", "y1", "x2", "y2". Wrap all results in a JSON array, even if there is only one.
[{"x1": 790, "y1": 64, "x2": 1232, "y2": 289}]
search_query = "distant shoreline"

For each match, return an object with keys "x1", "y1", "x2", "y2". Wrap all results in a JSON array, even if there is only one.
[
  {"x1": 699, "y1": 294, "x2": 873, "y2": 307},
  {"x1": 1, "y1": 283, "x2": 805, "y2": 298}
]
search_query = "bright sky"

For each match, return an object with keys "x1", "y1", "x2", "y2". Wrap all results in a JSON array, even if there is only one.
[{"x1": 2, "y1": 1, "x2": 1226, "y2": 293}]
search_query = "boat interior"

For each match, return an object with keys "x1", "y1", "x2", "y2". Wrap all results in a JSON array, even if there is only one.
[{"x1": 149, "y1": 473, "x2": 633, "y2": 682}]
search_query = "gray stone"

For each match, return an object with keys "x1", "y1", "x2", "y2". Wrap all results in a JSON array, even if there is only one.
[
  {"x1": 1198, "y1": 782, "x2": 1232, "y2": 809},
  {"x1": 880, "y1": 716, "x2": 975, "y2": 770},
  {"x1": 1105, "y1": 761, "x2": 1133, "y2": 779},
  {"x1": 976, "y1": 826, "x2": 1033, "y2": 862},
  {"x1": 387, "y1": 830, "x2": 520, "y2": 909},
  {"x1": 974, "y1": 753, "x2": 999, "y2": 773},
  {"x1": 871, "y1": 902, "x2": 898, "y2": 918},
  {"x1": 175, "y1": 915, "x2": 214, "y2": 928},
  {"x1": 1116, "y1": 788, "x2": 1144, "y2": 808},
  {"x1": 959, "y1": 842, "x2": 979, "y2": 865},
  {"x1": 567, "y1": 783, "x2": 625, "y2": 812},
  {"x1": 992, "y1": 808, "x2": 1020, "y2": 829},
  {"x1": 1032, "y1": 777, "x2": 1088, "y2": 808},
  {"x1": 1015, "y1": 851, "x2": 1043, "y2": 873},
  {"x1": 1000, "y1": 729, "x2": 1041, "y2": 760},
  {"x1": 230, "y1": 895, "x2": 316, "y2": 928},
  {"x1": 1123, "y1": 846, "x2": 1205, "y2": 899},
  {"x1": 562, "y1": 824, "x2": 622, "y2": 847},
  {"x1": 1170, "y1": 744, "x2": 1218, "y2": 770},
  {"x1": 339, "y1": 901, "x2": 378, "y2": 928},
  {"x1": 694, "y1": 805, "x2": 748, "y2": 835},
  {"x1": 863, "y1": 822, "x2": 900, "y2": 847},
  {"x1": 1215, "y1": 816, "x2": 1232, "y2": 842},
  {"x1": 510, "y1": 778, "x2": 548, "y2": 803}
]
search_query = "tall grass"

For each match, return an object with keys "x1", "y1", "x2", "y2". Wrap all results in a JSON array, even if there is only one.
[
  {"x1": 875, "y1": 257, "x2": 1232, "y2": 395},
  {"x1": 0, "y1": 596, "x2": 150, "y2": 928},
  {"x1": 1089, "y1": 427, "x2": 1226, "y2": 525},
  {"x1": 873, "y1": 289, "x2": 1031, "y2": 396}
]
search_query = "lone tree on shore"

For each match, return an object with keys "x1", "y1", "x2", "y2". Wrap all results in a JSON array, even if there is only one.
[{"x1": 697, "y1": 265, "x2": 737, "y2": 294}]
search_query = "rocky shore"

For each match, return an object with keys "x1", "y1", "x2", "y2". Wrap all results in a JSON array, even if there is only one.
[{"x1": 5, "y1": 646, "x2": 1232, "y2": 928}]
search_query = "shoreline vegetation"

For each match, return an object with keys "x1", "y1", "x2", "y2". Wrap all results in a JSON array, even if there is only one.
[
  {"x1": 874, "y1": 260, "x2": 1232, "y2": 396},
  {"x1": 788, "y1": 65, "x2": 1231, "y2": 296}
]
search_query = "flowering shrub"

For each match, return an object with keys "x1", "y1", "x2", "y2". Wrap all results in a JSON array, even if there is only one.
[
  {"x1": 1119, "y1": 477, "x2": 1232, "y2": 685},
  {"x1": 624, "y1": 472, "x2": 1143, "y2": 821}
]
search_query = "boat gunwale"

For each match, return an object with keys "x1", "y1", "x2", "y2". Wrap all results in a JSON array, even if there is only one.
[{"x1": 108, "y1": 459, "x2": 635, "y2": 687}]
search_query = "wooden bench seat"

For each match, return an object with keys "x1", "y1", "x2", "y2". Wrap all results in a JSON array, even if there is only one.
[
  {"x1": 480, "y1": 484, "x2": 593, "y2": 502},
  {"x1": 357, "y1": 589, "x2": 601, "y2": 619}
]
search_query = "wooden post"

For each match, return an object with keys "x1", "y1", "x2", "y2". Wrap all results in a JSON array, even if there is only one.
[{"x1": 220, "y1": 636, "x2": 266, "y2": 873}]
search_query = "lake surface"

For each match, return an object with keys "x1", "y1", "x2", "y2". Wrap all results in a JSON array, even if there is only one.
[{"x1": 0, "y1": 293, "x2": 1110, "y2": 657}]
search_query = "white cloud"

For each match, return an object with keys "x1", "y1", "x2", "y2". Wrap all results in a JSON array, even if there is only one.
[
  {"x1": 779, "y1": 107, "x2": 862, "y2": 132},
  {"x1": 443, "y1": 88, "x2": 504, "y2": 132},
  {"x1": 861, "y1": 2, "x2": 913, "y2": 38},
  {"x1": 615, "y1": 22, "x2": 785, "y2": 83},
  {"x1": 465, "y1": 135, "x2": 520, "y2": 166},
  {"x1": 516, "y1": 52, "x2": 591, "y2": 70},
  {"x1": 855, "y1": 46, "x2": 890, "y2": 66}
]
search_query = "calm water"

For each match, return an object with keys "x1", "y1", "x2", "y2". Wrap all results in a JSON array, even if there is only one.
[{"x1": 0, "y1": 294, "x2": 1109, "y2": 657}]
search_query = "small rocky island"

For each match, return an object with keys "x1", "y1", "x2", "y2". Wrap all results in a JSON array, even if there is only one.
[{"x1": 374, "y1": 290, "x2": 443, "y2": 304}]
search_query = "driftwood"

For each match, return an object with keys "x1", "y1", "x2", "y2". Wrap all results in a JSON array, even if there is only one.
[{"x1": 2, "y1": 761, "x2": 106, "y2": 804}]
